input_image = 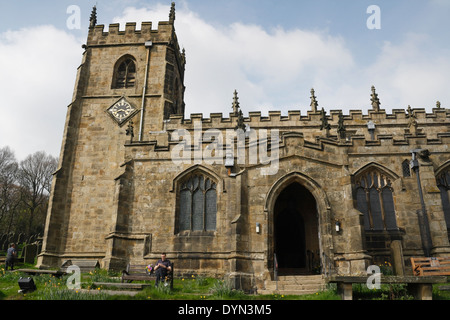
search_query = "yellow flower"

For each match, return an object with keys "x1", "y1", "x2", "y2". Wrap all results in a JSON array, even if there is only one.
[
  {"x1": 182, "y1": 278, "x2": 184, "y2": 281},
  {"x1": 97, "y1": 287, "x2": 101, "y2": 290}
]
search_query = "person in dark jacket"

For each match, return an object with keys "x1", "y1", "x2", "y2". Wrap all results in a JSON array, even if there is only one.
[
  {"x1": 5, "y1": 243, "x2": 17, "y2": 271},
  {"x1": 154, "y1": 252, "x2": 172, "y2": 287}
]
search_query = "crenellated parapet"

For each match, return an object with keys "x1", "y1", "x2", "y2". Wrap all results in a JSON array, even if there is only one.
[
  {"x1": 87, "y1": 21, "x2": 175, "y2": 46},
  {"x1": 167, "y1": 106, "x2": 448, "y2": 129},
  {"x1": 86, "y1": 3, "x2": 184, "y2": 64},
  {"x1": 161, "y1": 88, "x2": 449, "y2": 152}
]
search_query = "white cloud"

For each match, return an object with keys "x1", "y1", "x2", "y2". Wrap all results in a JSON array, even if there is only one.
[
  {"x1": 113, "y1": 5, "x2": 356, "y2": 114},
  {"x1": 0, "y1": 25, "x2": 82, "y2": 160},
  {"x1": 361, "y1": 33, "x2": 450, "y2": 110},
  {"x1": 2, "y1": 4, "x2": 449, "y2": 160},
  {"x1": 113, "y1": 4, "x2": 450, "y2": 116}
]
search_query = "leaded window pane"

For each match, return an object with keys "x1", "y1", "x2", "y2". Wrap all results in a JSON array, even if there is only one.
[
  {"x1": 369, "y1": 188, "x2": 384, "y2": 230},
  {"x1": 356, "y1": 170, "x2": 398, "y2": 232},
  {"x1": 205, "y1": 189, "x2": 217, "y2": 231},
  {"x1": 179, "y1": 189, "x2": 191, "y2": 231},
  {"x1": 402, "y1": 160, "x2": 411, "y2": 177},
  {"x1": 178, "y1": 173, "x2": 218, "y2": 232},
  {"x1": 382, "y1": 188, "x2": 397, "y2": 230},
  {"x1": 356, "y1": 188, "x2": 370, "y2": 229},
  {"x1": 192, "y1": 189, "x2": 204, "y2": 231}
]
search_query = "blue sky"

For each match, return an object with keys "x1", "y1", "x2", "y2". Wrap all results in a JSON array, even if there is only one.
[{"x1": 1, "y1": 1, "x2": 449, "y2": 160}]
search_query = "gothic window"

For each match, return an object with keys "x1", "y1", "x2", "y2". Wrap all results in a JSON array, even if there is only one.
[
  {"x1": 402, "y1": 160, "x2": 411, "y2": 177},
  {"x1": 355, "y1": 170, "x2": 398, "y2": 231},
  {"x1": 178, "y1": 174, "x2": 217, "y2": 232},
  {"x1": 113, "y1": 56, "x2": 136, "y2": 88},
  {"x1": 437, "y1": 169, "x2": 450, "y2": 232}
]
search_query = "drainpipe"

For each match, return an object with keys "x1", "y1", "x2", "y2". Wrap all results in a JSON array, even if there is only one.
[
  {"x1": 410, "y1": 149, "x2": 433, "y2": 257},
  {"x1": 139, "y1": 41, "x2": 152, "y2": 142}
]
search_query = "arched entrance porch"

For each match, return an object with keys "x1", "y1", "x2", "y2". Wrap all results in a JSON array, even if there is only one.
[
  {"x1": 274, "y1": 183, "x2": 319, "y2": 274},
  {"x1": 265, "y1": 172, "x2": 334, "y2": 277}
]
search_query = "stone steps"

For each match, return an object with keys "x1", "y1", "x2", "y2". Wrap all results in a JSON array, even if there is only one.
[{"x1": 260, "y1": 275, "x2": 326, "y2": 295}]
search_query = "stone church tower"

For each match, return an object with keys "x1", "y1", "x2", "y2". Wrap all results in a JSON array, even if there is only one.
[
  {"x1": 38, "y1": 3, "x2": 450, "y2": 292},
  {"x1": 37, "y1": 4, "x2": 186, "y2": 269}
]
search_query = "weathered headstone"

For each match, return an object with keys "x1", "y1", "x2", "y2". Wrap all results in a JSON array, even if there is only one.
[
  {"x1": 23, "y1": 243, "x2": 38, "y2": 264},
  {"x1": 390, "y1": 240, "x2": 405, "y2": 276}
]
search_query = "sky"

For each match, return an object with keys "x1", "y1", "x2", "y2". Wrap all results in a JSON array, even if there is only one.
[{"x1": 0, "y1": 0, "x2": 449, "y2": 161}]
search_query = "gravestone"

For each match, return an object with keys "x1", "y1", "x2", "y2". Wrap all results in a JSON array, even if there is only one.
[
  {"x1": 23, "y1": 243, "x2": 38, "y2": 264},
  {"x1": 0, "y1": 234, "x2": 6, "y2": 251},
  {"x1": 61, "y1": 259, "x2": 100, "y2": 273},
  {"x1": 17, "y1": 233, "x2": 24, "y2": 245},
  {"x1": 390, "y1": 240, "x2": 405, "y2": 276}
]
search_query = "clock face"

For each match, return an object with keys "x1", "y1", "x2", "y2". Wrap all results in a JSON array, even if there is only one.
[
  {"x1": 108, "y1": 98, "x2": 136, "y2": 124},
  {"x1": 111, "y1": 102, "x2": 132, "y2": 120}
]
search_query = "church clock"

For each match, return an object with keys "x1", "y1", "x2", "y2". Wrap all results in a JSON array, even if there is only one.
[{"x1": 107, "y1": 97, "x2": 137, "y2": 125}]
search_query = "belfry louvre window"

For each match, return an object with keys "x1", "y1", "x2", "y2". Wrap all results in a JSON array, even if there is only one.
[
  {"x1": 437, "y1": 169, "x2": 450, "y2": 234},
  {"x1": 113, "y1": 57, "x2": 136, "y2": 88},
  {"x1": 355, "y1": 170, "x2": 398, "y2": 231},
  {"x1": 178, "y1": 174, "x2": 217, "y2": 232}
]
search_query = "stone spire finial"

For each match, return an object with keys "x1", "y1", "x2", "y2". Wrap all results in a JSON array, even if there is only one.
[
  {"x1": 89, "y1": 5, "x2": 97, "y2": 29},
  {"x1": 169, "y1": 2, "x2": 176, "y2": 24},
  {"x1": 436, "y1": 101, "x2": 441, "y2": 109},
  {"x1": 371, "y1": 85, "x2": 381, "y2": 111},
  {"x1": 310, "y1": 88, "x2": 319, "y2": 112},
  {"x1": 232, "y1": 90, "x2": 240, "y2": 115}
]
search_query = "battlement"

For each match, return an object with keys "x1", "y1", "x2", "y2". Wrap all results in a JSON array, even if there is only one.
[
  {"x1": 87, "y1": 21, "x2": 175, "y2": 46},
  {"x1": 86, "y1": 3, "x2": 178, "y2": 47},
  {"x1": 167, "y1": 107, "x2": 449, "y2": 129}
]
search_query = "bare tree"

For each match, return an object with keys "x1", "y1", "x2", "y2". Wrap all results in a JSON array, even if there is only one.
[
  {"x1": 0, "y1": 147, "x2": 21, "y2": 234},
  {"x1": 18, "y1": 151, "x2": 58, "y2": 236}
]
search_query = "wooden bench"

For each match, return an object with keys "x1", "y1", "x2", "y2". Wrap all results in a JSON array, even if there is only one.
[
  {"x1": 329, "y1": 275, "x2": 447, "y2": 300},
  {"x1": 121, "y1": 263, "x2": 174, "y2": 289},
  {"x1": 411, "y1": 257, "x2": 450, "y2": 276}
]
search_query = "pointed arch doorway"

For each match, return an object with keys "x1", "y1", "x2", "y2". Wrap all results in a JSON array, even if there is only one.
[{"x1": 274, "y1": 182, "x2": 320, "y2": 275}]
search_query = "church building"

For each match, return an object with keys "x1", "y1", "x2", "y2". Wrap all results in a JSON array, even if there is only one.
[{"x1": 37, "y1": 4, "x2": 450, "y2": 292}]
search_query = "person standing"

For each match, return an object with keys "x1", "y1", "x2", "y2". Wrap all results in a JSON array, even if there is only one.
[{"x1": 5, "y1": 243, "x2": 17, "y2": 271}]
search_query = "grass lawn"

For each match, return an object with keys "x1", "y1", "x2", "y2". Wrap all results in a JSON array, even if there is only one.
[{"x1": 1, "y1": 261, "x2": 449, "y2": 301}]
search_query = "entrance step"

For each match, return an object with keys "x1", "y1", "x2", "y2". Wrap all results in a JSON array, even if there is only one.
[{"x1": 260, "y1": 275, "x2": 326, "y2": 296}]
